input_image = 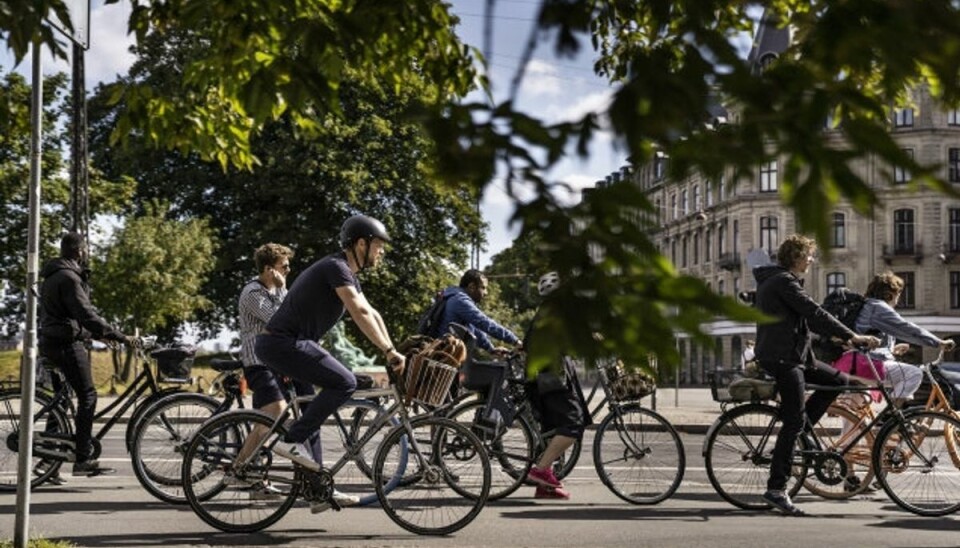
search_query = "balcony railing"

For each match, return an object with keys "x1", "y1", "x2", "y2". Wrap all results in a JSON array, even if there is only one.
[
  {"x1": 718, "y1": 252, "x2": 741, "y2": 271},
  {"x1": 882, "y1": 242, "x2": 923, "y2": 265}
]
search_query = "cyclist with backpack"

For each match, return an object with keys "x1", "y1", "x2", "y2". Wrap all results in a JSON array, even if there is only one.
[
  {"x1": 430, "y1": 269, "x2": 522, "y2": 353},
  {"x1": 753, "y1": 235, "x2": 879, "y2": 516},
  {"x1": 847, "y1": 272, "x2": 955, "y2": 404},
  {"x1": 522, "y1": 271, "x2": 585, "y2": 500}
]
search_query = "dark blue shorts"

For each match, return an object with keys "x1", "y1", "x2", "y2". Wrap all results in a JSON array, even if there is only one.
[{"x1": 244, "y1": 363, "x2": 316, "y2": 409}]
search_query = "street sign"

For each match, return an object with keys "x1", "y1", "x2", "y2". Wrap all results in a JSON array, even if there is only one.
[{"x1": 48, "y1": 0, "x2": 91, "y2": 49}]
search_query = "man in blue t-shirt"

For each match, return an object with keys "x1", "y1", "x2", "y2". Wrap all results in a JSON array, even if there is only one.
[
  {"x1": 255, "y1": 214, "x2": 404, "y2": 512},
  {"x1": 433, "y1": 269, "x2": 521, "y2": 352}
]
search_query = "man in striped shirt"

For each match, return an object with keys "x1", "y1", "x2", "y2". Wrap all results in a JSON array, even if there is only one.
[
  {"x1": 234, "y1": 243, "x2": 316, "y2": 498},
  {"x1": 239, "y1": 243, "x2": 311, "y2": 416}
]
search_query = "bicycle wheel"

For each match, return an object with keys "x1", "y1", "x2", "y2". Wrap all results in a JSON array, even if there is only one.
[
  {"x1": 447, "y1": 399, "x2": 534, "y2": 500},
  {"x1": 0, "y1": 390, "x2": 71, "y2": 491},
  {"x1": 873, "y1": 410, "x2": 960, "y2": 516},
  {"x1": 704, "y1": 403, "x2": 808, "y2": 510},
  {"x1": 374, "y1": 416, "x2": 490, "y2": 536},
  {"x1": 593, "y1": 404, "x2": 685, "y2": 504},
  {"x1": 131, "y1": 392, "x2": 220, "y2": 504},
  {"x1": 322, "y1": 398, "x2": 405, "y2": 505},
  {"x1": 182, "y1": 410, "x2": 299, "y2": 533},
  {"x1": 803, "y1": 401, "x2": 876, "y2": 499},
  {"x1": 551, "y1": 433, "x2": 582, "y2": 481},
  {"x1": 125, "y1": 386, "x2": 184, "y2": 451}
]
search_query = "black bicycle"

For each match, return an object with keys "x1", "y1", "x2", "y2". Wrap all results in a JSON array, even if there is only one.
[
  {"x1": 128, "y1": 358, "x2": 247, "y2": 503},
  {"x1": 0, "y1": 336, "x2": 195, "y2": 490},
  {"x1": 446, "y1": 324, "x2": 685, "y2": 503}
]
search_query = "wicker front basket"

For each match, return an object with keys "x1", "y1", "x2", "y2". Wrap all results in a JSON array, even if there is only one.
[{"x1": 405, "y1": 353, "x2": 458, "y2": 407}]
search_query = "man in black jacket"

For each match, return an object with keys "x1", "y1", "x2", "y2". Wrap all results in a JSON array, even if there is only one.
[
  {"x1": 39, "y1": 232, "x2": 136, "y2": 476},
  {"x1": 754, "y1": 234, "x2": 878, "y2": 516}
]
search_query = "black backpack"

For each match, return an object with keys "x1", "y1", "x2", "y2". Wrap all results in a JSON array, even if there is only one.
[
  {"x1": 815, "y1": 288, "x2": 867, "y2": 363},
  {"x1": 416, "y1": 291, "x2": 449, "y2": 337}
]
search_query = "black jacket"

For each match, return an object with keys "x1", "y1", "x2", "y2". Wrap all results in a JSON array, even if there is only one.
[
  {"x1": 754, "y1": 265, "x2": 854, "y2": 368},
  {"x1": 38, "y1": 258, "x2": 123, "y2": 344}
]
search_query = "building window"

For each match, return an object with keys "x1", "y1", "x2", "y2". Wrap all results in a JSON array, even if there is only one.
[
  {"x1": 895, "y1": 148, "x2": 914, "y2": 183},
  {"x1": 826, "y1": 272, "x2": 846, "y2": 294},
  {"x1": 693, "y1": 184, "x2": 702, "y2": 211},
  {"x1": 705, "y1": 228, "x2": 712, "y2": 262},
  {"x1": 706, "y1": 182, "x2": 715, "y2": 207},
  {"x1": 733, "y1": 220, "x2": 740, "y2": 254},
  {"x1": 718, "y1": 279, "x2": 725, "y2": 296},
  {"x1": 655, "y1": 198, "x2": 662, "y2": 224},
  {"x1": 831, "y1": 213, "x2": 846, "y2": 248},
  {"x1": 733, "y1": 277, "x2": 740, "y2": 297},
  {"x1": 654, "y1": 154, "x2": 667, "y2": 179},
  {"x1": 718, "y1": 176, "x2": 726, "y2": 202},
  {"x1": 681, "y1": 189, "x2": 689, "y2": 216},
  {"x1": 895, "y1": 271, "x2": 915, "y2": 309},
  {"x1": 950, "y1": 109, "x2": 960, "y2": 127},
  {"x1": 718, "y1": 223, "x2": 726, "y2": 256},
  {"x1": 894, "y1": 209, "x2": 915, "y2": 254},
  {"x1": 682, "y1": 236, "x2": 688, "y2": 267},
  {"x1": 952, "y1": 272, "x2": 960, "y2": 309},
  {"x1": 671, "y1": 194, "x2": 677, "y2": 220},
  {"x1": 950, "y1": 209, "x2": 960, "y2": 253},
  {"x1": 693, "y1": 231, "x2": 700, "y2": 265},
  {"x1": 759, "y1": 160, "x2": 778, "y2": 192},
  {"x1": 671, "y1": 240, "x2": 677, "y2": 265},
  {"x1": 893, "y1": 107, "x2": 914, "y2": 128},
  {"x1": 950, "y1": 148, "x2": 960, "y2": 183},
  {"x1": 760, "y1": 216, "x2": 779, "y2": 253}
]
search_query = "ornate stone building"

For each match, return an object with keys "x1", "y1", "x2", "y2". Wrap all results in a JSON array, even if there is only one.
[{"x1": 597, "y1": 18, "x2": 960, "y2": 385}]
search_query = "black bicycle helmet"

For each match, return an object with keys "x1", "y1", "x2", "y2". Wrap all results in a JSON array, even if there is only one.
[{"x1": 339, "y1": 215, "x2": 391, "y2": 249}]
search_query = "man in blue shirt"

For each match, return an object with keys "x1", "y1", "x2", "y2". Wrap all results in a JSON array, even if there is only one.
[{"x1": 433, "y1": 269, "x2": 521, "y2": 352}]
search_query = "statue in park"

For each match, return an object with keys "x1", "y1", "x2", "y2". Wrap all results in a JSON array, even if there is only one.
[{"x1": 324, "y1": 321, "x2": 377, "y2": 370}]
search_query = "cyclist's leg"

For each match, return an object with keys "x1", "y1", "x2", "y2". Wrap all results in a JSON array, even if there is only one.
[
  {"x1": 528, "y1": 383, "x2": 583, "y2": 496},
  {"x1": 883, "y1": 361, "x2": 923, "y2": 404},
  {"x1": 235, "y1": 365, "x2": 287, "y2": 465},
  {"x1": 256, "y1": 336, "x2": 356, "y2": 445},
  {"x1": 43, "y1": 342, "x2": 97, "y2": 463},
  {"x1": 804, "y1": 359, "x2": 849, "y2": 425},
  {"x1": 763, "y1": 363, "x2": 805, "y2": 492}
]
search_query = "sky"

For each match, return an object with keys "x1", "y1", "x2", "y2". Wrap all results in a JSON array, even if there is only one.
[{"x1": 1, "y1": 0, "x2": 626, "y2": 269}]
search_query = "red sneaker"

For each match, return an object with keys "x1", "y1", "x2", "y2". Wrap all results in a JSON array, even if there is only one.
[
  {"x1": 535, "y1": 485, "x2": 571, "y2": 500},
  {"x1": 527, "y1": 466, "x2": 563, "y2": 489}
]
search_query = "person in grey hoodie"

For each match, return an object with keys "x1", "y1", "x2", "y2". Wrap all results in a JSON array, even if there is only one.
[
  {"x1": 38, "y1": 232, "x2": 137, "y2": 477},
  {"x1": 854, "y1": 272, "x2": 955, "y2": 403},
  {"x1": 753, "y1": 234, "x2": 879, "y2": 516}
]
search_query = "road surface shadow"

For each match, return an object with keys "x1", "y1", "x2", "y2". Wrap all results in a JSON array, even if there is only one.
[{"x1": 50, "y1": 530, "x2": 418, "y2": 547}]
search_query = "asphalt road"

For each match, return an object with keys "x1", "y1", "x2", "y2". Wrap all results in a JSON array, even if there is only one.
[{"x1": 3, "y1": 430, "x2": 960, "y2": 547}]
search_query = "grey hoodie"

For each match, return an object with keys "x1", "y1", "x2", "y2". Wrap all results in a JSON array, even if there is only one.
[{"x1": 855, "y1": 298, "x2": 942, "y2": 362}]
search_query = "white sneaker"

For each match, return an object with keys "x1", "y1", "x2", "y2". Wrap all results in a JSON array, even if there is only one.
[
  {"x1": 249, "y1": 482, "x2": 284, "y2": 500},
  {"x1": 310, "y1": 489, "x2": 361, "y2": 514},
  {"x1": 274, "y1": 441, "x2": 320, "y2": 471}
]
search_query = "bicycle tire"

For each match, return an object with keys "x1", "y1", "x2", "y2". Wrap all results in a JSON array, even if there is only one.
[
  {"x1": 873, "y1": 410, "x2": 960, "y2": 516},
  {"x1": 323, "y1": 398, "x2": 406, "y2": 506},
  {"x1": 703, "y1": 403, "x2": 808, "y2": 510},
  {"x1": 0, "y1": 390, "x2": 71, "y2": 490},
  {"x1": 182, "y1": 409, "x2": 299, "y2": 533},
  {"x1": 374, "y1": 416, "x2": 491, "y2": 536},
  {"x1": 593, "y1": 404, "x2": 685, "y2": 504},
  {"x1": 131, "y1": 391, "x2": 221, "y2": 504},
  {"x1": 802, "y1": 401, "x2": 876, "y2": 499},
  {"x1": 125, "y1": 385, "x2": 185, "y2": 451},
  {"x1": 447, "y1": 399, "x2": 534, "y2": 500}
]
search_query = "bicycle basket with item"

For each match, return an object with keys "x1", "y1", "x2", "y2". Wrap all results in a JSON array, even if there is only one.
[
  {"x1": 403, "y1": 334, "x2": 465, "y2": 406},
  {"x1": 601, "y1": 359, "x2": 656, "y2": 401},
  {"x1": 151, "y1": 344, "x2": 197, "y2": 383},
  {"x1": 709, "y1": 368, "x2": 776, "y2": 403}
]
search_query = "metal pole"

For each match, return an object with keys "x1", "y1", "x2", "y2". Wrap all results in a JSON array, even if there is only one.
[{"x1": 15, "y1": 37, "x2": 44, "y2": 548}]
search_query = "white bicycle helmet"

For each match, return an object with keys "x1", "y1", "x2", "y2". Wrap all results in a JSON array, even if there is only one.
[{"x1": 538, "y1": 271, "x2": 560, "y2": 296}]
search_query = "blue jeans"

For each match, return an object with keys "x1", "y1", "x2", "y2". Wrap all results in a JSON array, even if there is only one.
[{"x1": 255, "y1": 334, "x2": 356, "y2": 443}]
